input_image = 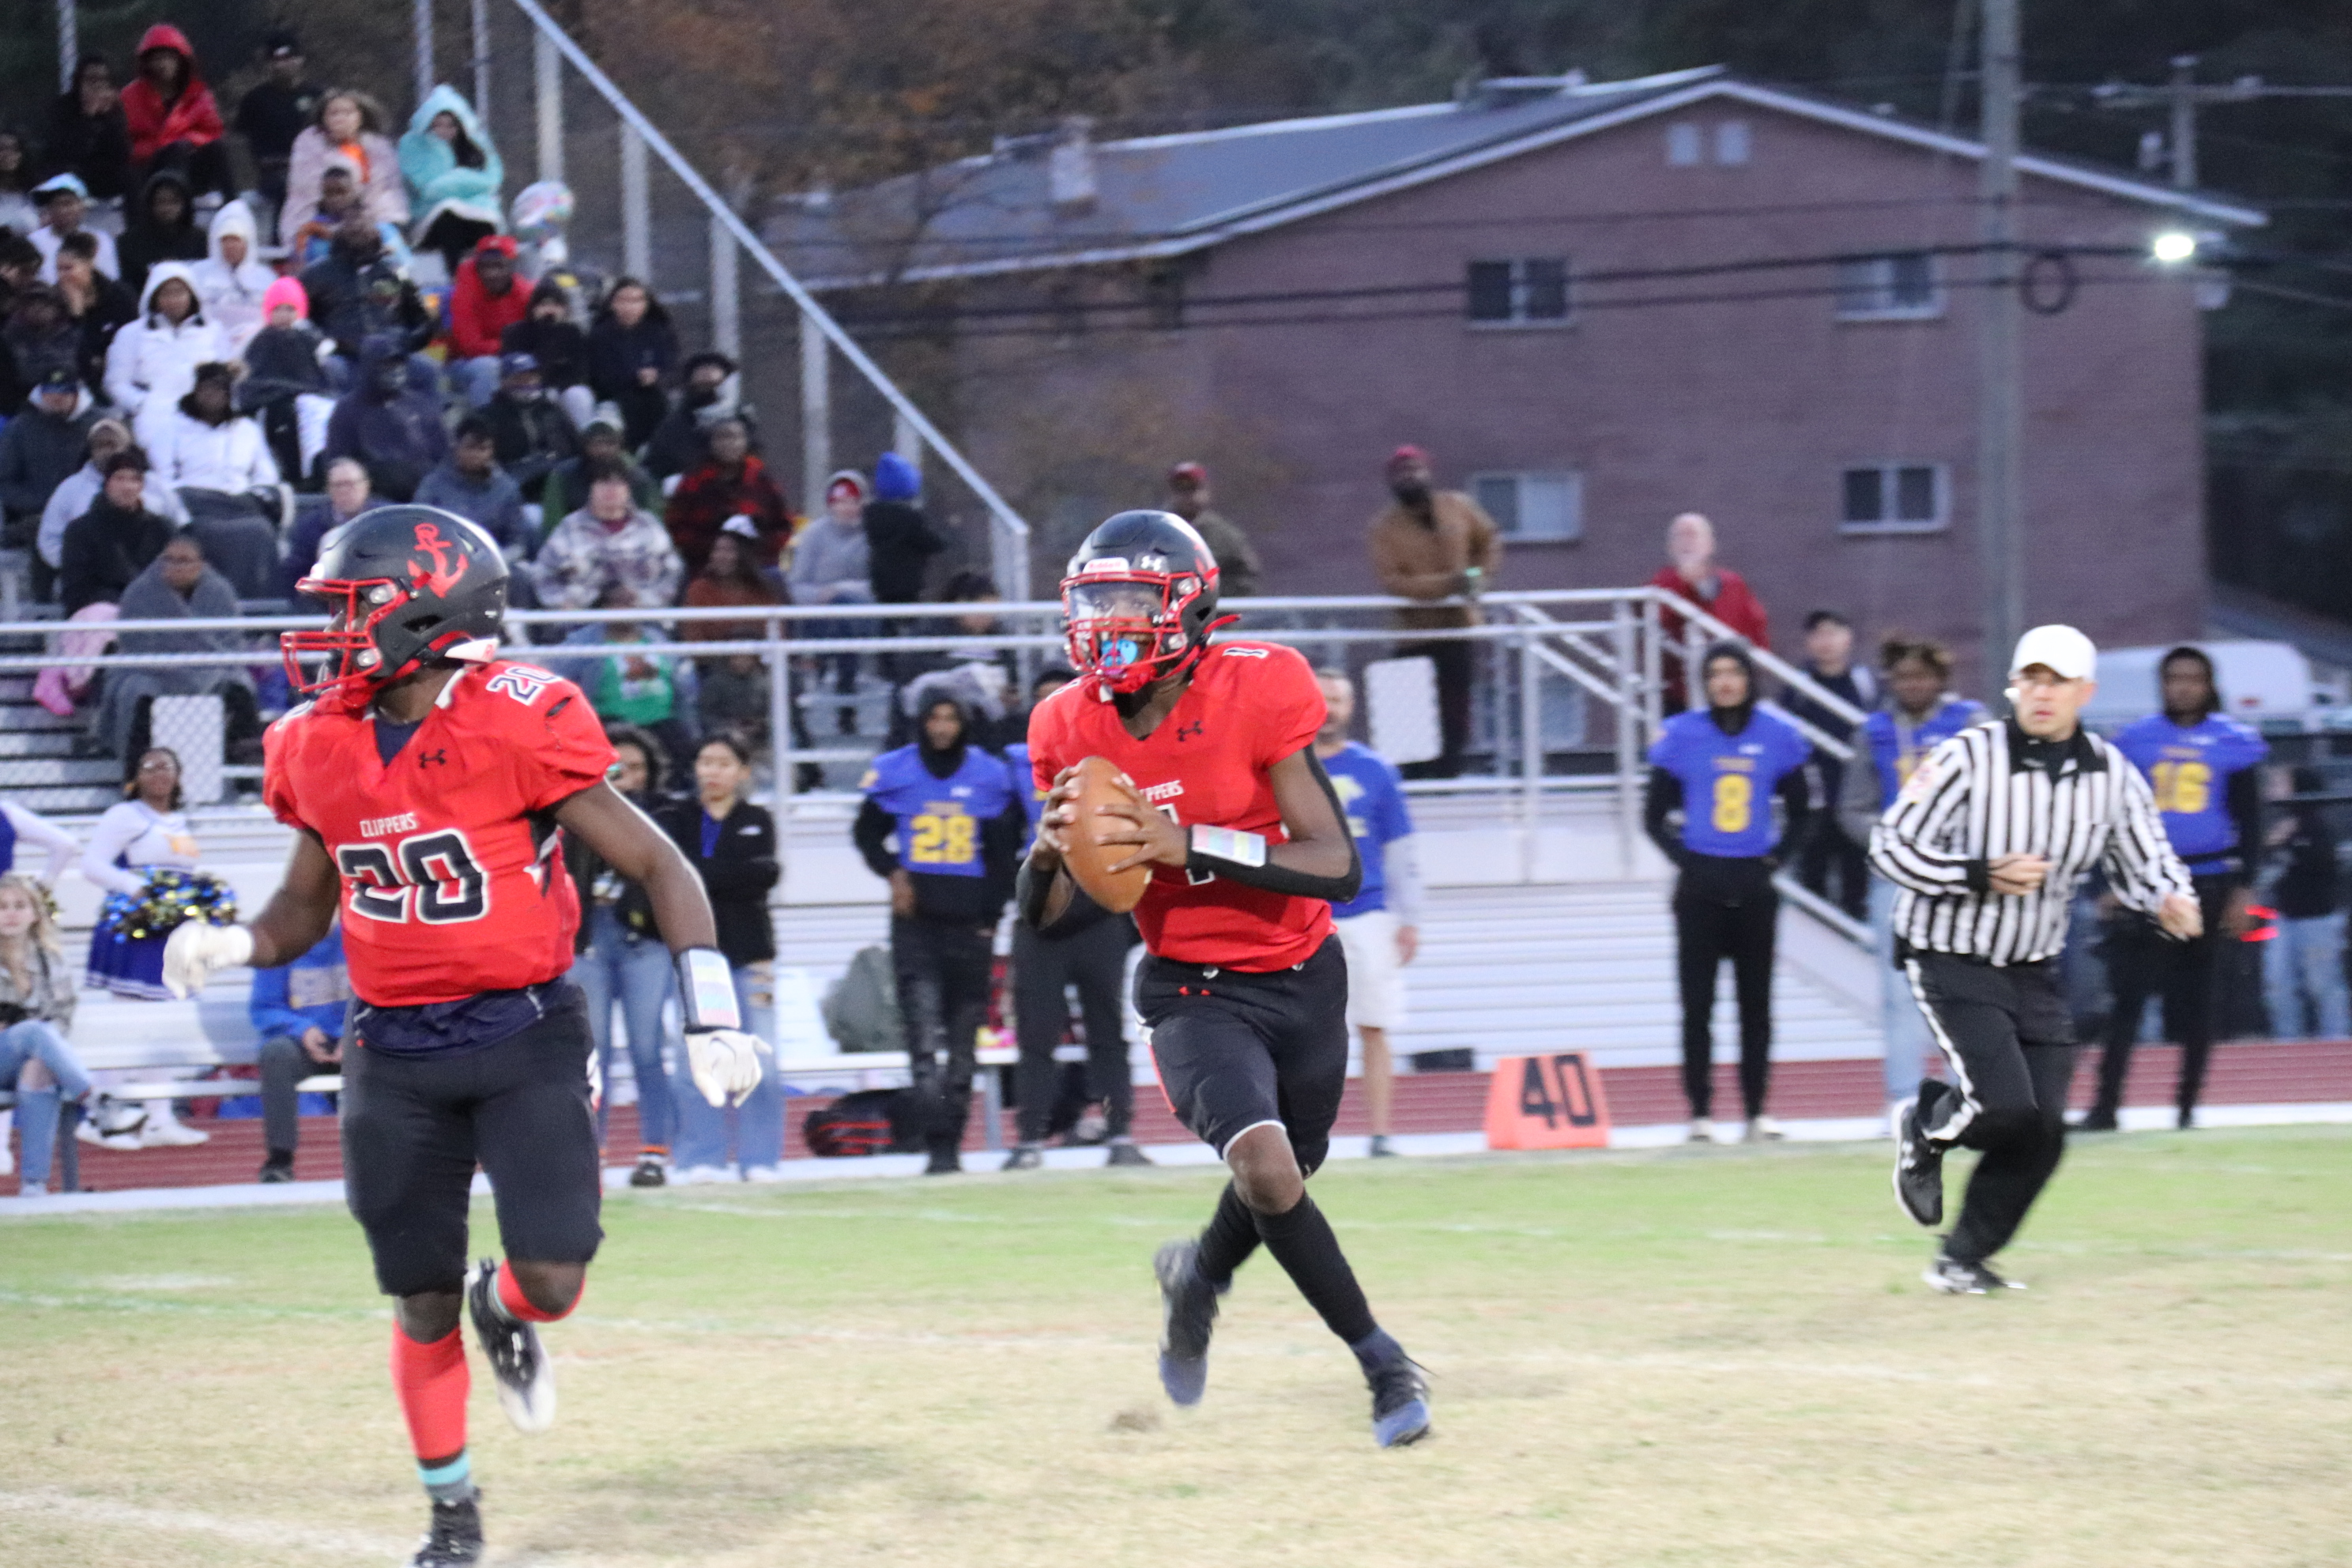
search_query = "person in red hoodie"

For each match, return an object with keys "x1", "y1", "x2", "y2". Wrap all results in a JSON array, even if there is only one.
[
  {"x1": 446, "y1": 236, "x2": 531, "y2": 409},
  {"x1": 1648, "y1": 511, "x2": 1770, "y2": 713},
  {"x1": 119, "y1": 25, "x2": 231, "y2": 202},
  {"x1": 663, "y1": 417, "x2": 792, "y2": 577}
]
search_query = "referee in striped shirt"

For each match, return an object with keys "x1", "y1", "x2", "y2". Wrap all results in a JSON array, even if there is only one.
[{"x1": 1871, "y1": 625, "x2": 2199, "y2": 1294}]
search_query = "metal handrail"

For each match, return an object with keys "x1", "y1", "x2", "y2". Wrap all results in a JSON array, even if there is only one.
[{"x1": 1649, "y1": 584, "x2": 1867, "y2": 762}]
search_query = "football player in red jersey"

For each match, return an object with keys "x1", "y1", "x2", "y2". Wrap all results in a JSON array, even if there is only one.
[
  {"x1": 161, "y1": 507, "x2": 767, "y2": 1568},
  {"x1": 1021, "y1": 511, "x2": 1431, "y2": 1447}
]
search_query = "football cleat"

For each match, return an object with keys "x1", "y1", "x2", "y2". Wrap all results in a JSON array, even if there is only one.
[
  {"x1": 1923, "y1": 1254, "x2": 2025, "y2": 1295},
  {"x1": 1002, "y1": 1144, "x2": 1044, "y2": 1171},
  {"x1": 1154, "y1": 1239, "x2": 1222, "y2": 1406},
  {"x1": 1687, "y1": 1118, "x2": 1716, "y2": 1144},
  {"x1": 1891, "y1": 1095, "x2": 1944, "y2": 1227},
  {"x1": 1743, "y1": 1114, "x2": 1785, "y2": 1143},
  {"x1": 466, "y1": 1260, "x2": 556, "y2": 1433},
  {"x1": 1106, "y1": 1139, "x2": 1152, "y2": 1167},
  {"x1": 1367, "y1": 1356, "x2": 1433, "y2": 1448},
  {"x1": 405, "y1": 1494, "x2": 484, "y2": 1568},
  {"x1": 628, "y1": 1155, "x2": 668, "y2": 1188}
]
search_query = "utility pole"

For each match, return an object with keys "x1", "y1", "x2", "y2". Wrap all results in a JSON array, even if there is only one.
[
  {"x1": 55, "y1": 0, "x2": 77, "y2": 93},
  {"x1": 2089, "y1": 58, "x2": 2352, "y2": 190},
  {"x1": 1977, "y1": 0, "x2": 2024, "y2": 693},
  {"x1": 413, "y1": 0, "x2": 435, "y2": 111}
]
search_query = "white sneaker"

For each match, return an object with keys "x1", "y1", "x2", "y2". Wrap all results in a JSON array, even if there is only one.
[
  {"x1": 141, "y1": 1114, "x2": 211, "y2": 1148},
  {"x1": 669, "y1": 1164, "x2": 730, "y2": 1185},
  {"x1": 1743, "y1": 1114, "x2": 1785, "y2": 1143},
  {"x1": 0, "y1": 1116, "x2": 12, "y2": 1177},
  {"x1": 75, "y1": 1119, "x2": 144, "y2": 1152},
  {"x1": 1688, "y1": 1118, "x2": 1716, "y2": 1144},
  {"x1": 742, "y1": 1164, "x2": 788, "y2": 1183},
  {"x1": 16, "y1": 1180, "x2": 47, "y2": 1198}
]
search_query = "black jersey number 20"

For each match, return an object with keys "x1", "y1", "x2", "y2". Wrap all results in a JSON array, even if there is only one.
[{"x1": 337, "y1": 829, "x2": 489, "y2": 924}]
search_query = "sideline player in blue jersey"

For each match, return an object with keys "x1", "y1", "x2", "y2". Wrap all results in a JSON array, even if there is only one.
[
  {"x1": 1835, "y1": 635, "x2": 1988, "y2": 1118},
  {"x1": 854, "y1": 684, "x2": 1028, "y2": 1172},
  {"x1": 1645, "y1": 643, "x2": 1814, "y2": 1143},
  {"x1": 2088, "y1": 646, "x2": 2267, "y2": 1130},
  {"x1": 1313, "y1": 666, "x2": 1422, "y2": 1158}
]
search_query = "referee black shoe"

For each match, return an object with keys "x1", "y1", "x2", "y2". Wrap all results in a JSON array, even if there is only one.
[
  {"x1": 1153, "y1": 1239, "x2": 1221, "y2": 1406},
  {"x1": 1891, "y1": 1094, "x2": 1944, "y2": 1228},
  {"x1": 466, "y1": 1260, "x2": 556, "y2": 1434},
  {"x1": 1923, "y1": 1254, "x2": 2026, "y2": 1295},
  {"x1": 404, "y1": 1494, "x2": 484, "y2": 1567}
]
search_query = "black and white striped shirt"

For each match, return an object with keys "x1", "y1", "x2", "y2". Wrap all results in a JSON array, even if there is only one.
[{"x1": 1870, "y1": 718, "x2": 2192, "y2": 966}]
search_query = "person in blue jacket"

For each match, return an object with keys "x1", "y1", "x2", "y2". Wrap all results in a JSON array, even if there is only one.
[
  {"x1": 1836, "y1": 635, "x2": 1988, "y2": 1117},
  {"x1": 1645, "y1": 643, "x2": 1813, "y2": 1143},
  {"x1": 2090, "y1": 646, "x2": 2268, "y2": 1130},
  {"x1": 251, "y1": 921, "x2": 351, "y2": 1182}
]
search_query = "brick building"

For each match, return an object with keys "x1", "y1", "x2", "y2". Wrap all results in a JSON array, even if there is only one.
[{"x1": 776, "y1": 67, "x2": 2262, "y2": 676}]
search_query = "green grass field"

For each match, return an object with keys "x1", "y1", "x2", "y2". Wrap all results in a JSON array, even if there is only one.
[{"x1": 2, "y1": 1127, "x2": 2347, "y2": 1567}]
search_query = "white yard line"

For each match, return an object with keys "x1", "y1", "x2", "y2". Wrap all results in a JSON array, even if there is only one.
[{"x1": 0, "y1": 1488, "x2": 409, "y2": 1561}]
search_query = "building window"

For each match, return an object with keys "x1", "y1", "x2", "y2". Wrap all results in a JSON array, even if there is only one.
[
  {"x1": 1836, "y1": 252, "x2": 1942, "y2": 319},
  {"x1": 1466, "y1": 258, "x2": 1570, "y2": 326},
  {"x1": 1840, "y1": 464, "x2": 1947, "y2": 533},
  {"x1": 1666, "y1": 122, "x2": 1702, "y2": 167},
  {"x1": 1714, "y1": 120, "x2": 1751, "y2": 165},
  {"x1": 1472, "y1": 471, "x2": 1584, "y2": 542}
]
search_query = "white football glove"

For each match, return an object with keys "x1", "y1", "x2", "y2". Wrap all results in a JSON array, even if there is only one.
[
  {"x1": 162, "y1": 922, "x2": 254, "y2": 1000},
  {"x1": 685, "y1": 1028, "x2": 769, "y2": 1108},
  {"x1": 586, "y1": 1046, "x2": 605, "y2": 1113}
]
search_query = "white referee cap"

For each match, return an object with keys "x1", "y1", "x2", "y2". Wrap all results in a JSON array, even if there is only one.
[{"x1": 2009, "y1": 624, "x2": 2096, "y2": 681}]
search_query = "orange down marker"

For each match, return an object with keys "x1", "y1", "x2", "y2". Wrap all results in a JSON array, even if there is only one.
[{"x1": 1483, "y1": 1052, "x2": 1612, "y2": 1150}]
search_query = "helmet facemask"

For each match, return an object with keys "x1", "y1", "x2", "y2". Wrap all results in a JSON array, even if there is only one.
[
  {"x1": 281, "y1": 575, "x2": 412, "y2": 702},
  {"x1": 1062, "y1": 571, "x2": 1208, "y2": 694}
]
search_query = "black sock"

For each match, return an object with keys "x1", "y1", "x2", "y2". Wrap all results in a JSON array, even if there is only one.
[
  {"x1": 1253, "y1": 1191, "x2": 1378, "y2": 1345},
  {"x1": 1194, "y1": 1180, "x2": 1261, "y2": 1287}
]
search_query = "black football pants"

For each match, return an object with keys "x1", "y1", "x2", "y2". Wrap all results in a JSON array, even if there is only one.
[
  {"x1": 1674, "y1": 880, "x2": 1777, "y2": 1120},
  {"x1": 891, "y1": 916, "x2": 994, "y2": 1156},
  {"x1": 1012, "y1": 917, "x2": 1133, "y2": 1144},
  {"x1": 2094, "y1": 874, "x2": 2233, "y2": 1121}
]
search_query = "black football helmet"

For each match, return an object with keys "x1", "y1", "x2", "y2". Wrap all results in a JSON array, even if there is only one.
[
  {"x1": 282, "y1": 505, "x2": 510, "y2": 704},
  {"x1": 1060, "y1": 510, "x2": 1231, "y2": 693}
]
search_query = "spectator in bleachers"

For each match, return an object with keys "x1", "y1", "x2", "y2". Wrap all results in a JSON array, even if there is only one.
[
  {"x1": 322, "y1": 334, "x2": 447, "y2": 503},
  {"x1": 682, "y1": 524, "x2": 783, "y2": 747},
  {"x1": 0, "y1": 131, "x2": 38, "y2": 236},
  {"x1": 1784, "y1": 609, "x2": 1874, "y2": 919},
  {"x1": 230, "y1": 32, "x2": 322, "y2": 239},
  {"x1": 659, "y1": 733, "x2": 785, "y2": 1181},
  {"x1": 40, "y1": 419, "x2": 179, "y2": 590},
  {"x1": 0, "y1": 232, "x2": 41, "y2": 320},
  {"x1": 542, "y1": 419, "x2": 654, "y2": 524},
  {"x1": 300, "y1": 215, "x2": 432, "y2": 374},
  {"x1": 646, "y1": 352, "x2": 752, "y2": 483},
  {"x1": 0, "y1": 367, "x2": 96, "y2": 549},
  {"x1": 1650, "y1": 511, "x2": 1769, "y2": 713},
  {"x1": 50, "y1": 234, "x2": 135, "y2": 397},
  {"x1": 534, "y1": 462, "x2": 683, "y2": 612},
  {"x1": 792, "y1": 469, "x2": 874, "y2": 729},
  {"x1": 281, "y1": 161, "x2": 361, "y2": 271},
  {"x1": 40, "y1": 60, "x2": 133, "y2": 211},
  {"x1": 665, "y1": 416, "x2": 790, "y2": 575},
  {"x1": 586, "y1": 278, "x2": 676, "y2": 450},
  {"x1": 1367, "y1": 443, "x2": 1499, "y2": 778},
  {"x1": 147, "y1": 362, "x2": 282, "y2": 600},
  {"x1": 499, "y1": 277, "x2": 593, "y2": 429},
  {"x1": 884, "y1": 573, "x2": 1018, "y2": 750},
  {"x1": 414, "y1": 416, "x2": 528, "y2": 559},
  {"x1": 2262, "y1": 764, "x2": 2348, "y2": 1041},
  {"x1": 249, "y1": 920, "x2": 349, "y2": 1182},
  {"x1": 189, "y1": 199, "x2": 275, "y2": 353},
  {"x1": 0, "y1": 873, "x2": 149, "y2": 1193},
  {"x1": 283, "y1": 90, "x2": 404, "y2": 246},
  {"x1": 280, "y1": 456, "x2": 369, "y2": 594},
  {"x1": 863, "y1": 450, "x2": 944, "y2": 612},
  {"x1": 398, "y1": 87, "x2": 503, "y2": 277},
  {"x1": 1164, "y1": 461, "x2": 1261, "y2": 601},
  {"x1": 115, "y1": 168, "x2": 206, "y2": 301},
  {"x1": 482, "y1": 350, "x2": 579, "y2": 503},
  {"x1": 98, "y1": 531, "x2": 262, "y2": 763},
  {"x1": 237, "y1": 277, "x2": 334, "y2": 485},
  {"x1": 58, "y1": 447, "x2": 171, "y2": 615},
  {"x1": 104, "y1": 262, "x2": 221, "y2": 435},
  {"x1": 446, "y1": 237, "x2": 531, "y2": 409},
  {"x1": 570, "y1": 579, "x2": 697, "y2": 773},
  {"x1": 2, "y1": 285, "x2": 77, "y2": 411},
  {"x1": 29, "y1": 175, "x2": 119, "y2": 285},
  {"x1": 565, "y1": 724, "x2": 678, "y2": 1185},
  {"x1": 120, "y1": 26, "x2": 231, "y2": 202}
]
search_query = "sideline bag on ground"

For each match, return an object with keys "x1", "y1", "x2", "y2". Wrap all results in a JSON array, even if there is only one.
[
  {"x1": 822, "y1": 944, "x2": 905, "y2": 1054},
  {"x1": 803, "y1": 1088, "x2": 923, "y2": 1156}
]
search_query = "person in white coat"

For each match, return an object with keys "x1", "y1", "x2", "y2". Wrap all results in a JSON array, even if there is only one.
[
  {"x1": 188, "y1": 200, "x2": 276, "y2": 353},
  {"x1": 37, "y1": 418, "x2": 185, "y2": 576},
  {"x1": 102, "y1": 262, "x2": 223, "y2": 429},
  {"x1": 142, "y1": 364, "x2": 282, "y2": 599}
]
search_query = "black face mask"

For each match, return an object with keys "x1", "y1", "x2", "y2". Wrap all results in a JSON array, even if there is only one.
[
  {"x1": 371, "y1": 364, "x2": 407, "y2": 396},
  {"x1": 1390, "y1": 479, "x2": 1430, "y2": 505},
  {"x1": 685, "y1": 383, "x2": 722, "y2": 409}
]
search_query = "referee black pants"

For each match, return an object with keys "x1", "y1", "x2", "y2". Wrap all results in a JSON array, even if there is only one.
[
  {"x1": 1673, "y1": 860, "x2": 1777, "y2": 1121},
  {"x1": 2094, "y1": 874, "x2": 2233, "y2": 1122},
  {"x1": 1905, "y1": 953, "x2": 2075, "y2": 1266},
  {"x1": 1011, "y1": 915, "x2": 1133, "y2": 1144}
]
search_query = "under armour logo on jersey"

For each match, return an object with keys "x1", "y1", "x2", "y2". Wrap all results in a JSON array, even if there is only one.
[
  {"x1": 417, "y1": 748, "x2": 449, "y2": 767},
  {"x1": 1176, "y1": 720, "x2": 1204, "y2": 742}
]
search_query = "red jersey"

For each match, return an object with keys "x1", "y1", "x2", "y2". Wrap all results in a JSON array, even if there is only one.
[
  {"x1": 262, "y1": 660, "x2": 617, "y2": 1008},
  {"x1": 1027, "y1": 640, "x2": 1332, "y2": 971}
]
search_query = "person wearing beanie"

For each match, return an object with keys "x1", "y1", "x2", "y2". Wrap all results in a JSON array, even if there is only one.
[
  {"x1": 1366, "y1": 444, "x2": 1499, "y2": 778},
  {"x1": 1644, "y1": 641, "x2": 1814, "y2": 1144},
  {"x1": 863, "y1": 450, "x2": 946, "y2": 607},
  {"x1": 793, "y1": 469, "x2": 877, "y2": 729},
  {"x1": 1165, "y1": 461, "x2": 1261, "y2": 600},
  {"x1": 237, "y1": 275, "x2": 336, "y2": 483}
]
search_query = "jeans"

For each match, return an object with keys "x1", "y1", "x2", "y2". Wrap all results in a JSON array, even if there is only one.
[
  {"x1": 1871, "y1": 876, "x2": 1939, "y2": 1105},
  {"x1": 0, "y1": 1020, "x2": 90, "y2": 1191},
  {"x1": 2264, "y1": 910, "x2": 2350, "y2": 1040},
  {"x1": 669, "y1": 963, "x2": 783, "y2": 1170},
  {"x1": 257, "y1": 1033, "x2": 337, "y2": 1155},
  {"x1": 571, "y1": 907, "x2": 679, "y2": 1155}
]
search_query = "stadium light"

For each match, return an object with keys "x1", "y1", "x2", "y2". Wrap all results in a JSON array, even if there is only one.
[{"x1": 2150, "y1": 230, "x2": 2199, "y2": 264}]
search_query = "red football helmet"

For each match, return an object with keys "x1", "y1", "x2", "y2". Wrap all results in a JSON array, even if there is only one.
[{"x1": 1059, "y1": 510, "x2": 1230, "y2": 695}]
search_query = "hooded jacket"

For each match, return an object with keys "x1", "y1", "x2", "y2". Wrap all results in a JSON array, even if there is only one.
[
  {"x1": 120, "y1": 26, "x2": 224, "y2": 163},
  {"x1": 59, "y1": 488, "x2": 173, "y2": 613},
  {"x1": 149, "y1": 384, "x2": 278, "y2": 495},
  {"x1": 299, "y1": 230, "x2": 431, "y2": 360},
  {"x1": 189, "y1": 200, "x2": 277, "y2": 352},
  {"x1": 285, "y1": 100, "x2": 406, "y2": 232},
  {"x1": 852, "y1": 692, "x2": 1027, "y2": 926},
  {"x1": 398, "y1": 86, "x2": 504, "y2": 227},
  {"x1": 0, "y1": 383, "x2": 96, "y2": 523},
  {"x1": 483, "y1": 386, "x2": 580, "y2": 495},
  {"x1": 115, "y1": 169, "x2": 209, "y2": 300},
  {"x1": 40, "y1": 447, "x2": 186, "y2": 569},
  {"x1": 322, "y1": 337, "x2": 450, "y2": 503},
  {"x1": 103, "y1": 262, "x2": 224, "y2": 422},
  {"x1": 498, "y1": 281, "x2": 589, "y2": 387},
  {"x1": 237, "y1": 281, "x2": 332, "y2": 409},
  {"x1": 447, "y1": 237, "x2": 530, "y2": 359},
  {"x1": 862, "y1": 454, "x2": 946, "y2": 604}
]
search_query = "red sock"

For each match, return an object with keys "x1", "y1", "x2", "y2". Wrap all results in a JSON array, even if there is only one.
[
  {"x1": 496, "y1": 1259, "x2": 580, "y2": 1324},
  {"x1": 390, "y1": 1325, "x2": 468, "y2": 1464}
]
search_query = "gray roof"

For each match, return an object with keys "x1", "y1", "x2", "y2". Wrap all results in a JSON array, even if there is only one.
[{"x1": 771, "y1": 67, "x2": 2265, "y2": 288}]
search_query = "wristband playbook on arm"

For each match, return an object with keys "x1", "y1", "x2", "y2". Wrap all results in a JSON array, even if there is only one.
[{"x1": 677, "y1": 948, "x2": 742, "y2": 1031}]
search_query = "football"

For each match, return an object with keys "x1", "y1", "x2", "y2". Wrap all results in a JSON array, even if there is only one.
[{"x1": 1061, "y1": 754, "x2": 1154, "y2": 914}]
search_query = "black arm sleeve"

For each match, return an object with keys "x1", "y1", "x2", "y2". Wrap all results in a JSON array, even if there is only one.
[
  {"x1": 1179, "y1": 746, "x2": 1363, "y2": 903},
  {"x1": 1767, "y1": 767, "x2": 1814, "y2": 866},
  {"x1": 852, "y1": 797, "x2": 899, "y2": 880},
  {"x1": 980, "y1": 798, "x2": 1027, "y2": 915},
  {"x1": 2228, "y1": 767, "x2": 2263, "y2": 882},
  {"x1": 1643, "y1": 767, "x2": 1687, "y2": 868}
]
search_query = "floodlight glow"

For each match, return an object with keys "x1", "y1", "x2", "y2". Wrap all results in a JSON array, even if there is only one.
[{"x1": 2151, "y1": 230, "x2": 2198, "y2": 264}]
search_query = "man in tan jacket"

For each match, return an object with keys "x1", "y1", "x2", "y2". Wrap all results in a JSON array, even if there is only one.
[{"x1": 1366, "y1": 444, "x2": 1500, "y2": 778}]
